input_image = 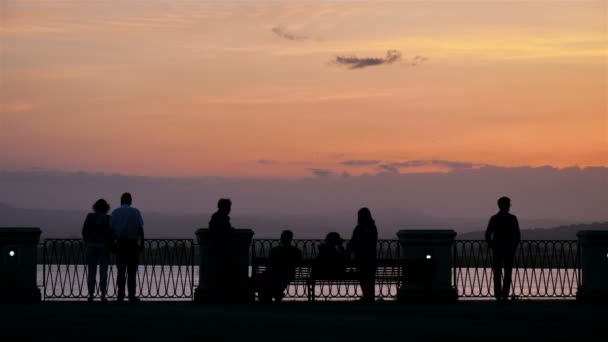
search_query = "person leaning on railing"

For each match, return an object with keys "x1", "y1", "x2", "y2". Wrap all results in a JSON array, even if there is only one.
[
  {"x1": 110, "y1": 192, "x2": 145, "y2": 303},
  {"x1": 485, "y1": 196, "x2": 521, "y2": 302},
  {"x1": 208, "y1": 198, "x2": 234, "y2": 301},
  {"x1": 82, "y1": 198, "x2": 114, "y2": 303}
]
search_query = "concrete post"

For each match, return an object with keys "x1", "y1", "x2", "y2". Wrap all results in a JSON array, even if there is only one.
[
  {"x1": 577, "y1": 231, "x2": 608, "y2": 302},
  {"x1": 0, "y1": 228, "x2": 42, "y2": 303},
  {"x1": 194, "y1": 228, "x2": 254, "y2": 303},
  {"x1": 397, "y1": 229, "x2": 458, "y2": 303}
]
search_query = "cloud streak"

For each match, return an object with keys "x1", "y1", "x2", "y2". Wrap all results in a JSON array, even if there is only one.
[
  {"x1": 339, "y1": 160, "x2": 380, "y2": 166},
  {"x1": 308, "y1": 168, "x2": 335, "y2": 177},
  {"x1": 333, "y1": 50, "x2": 402, "y2": 69},
  {"x1": 378, "y1": 160, "x2": 477, "y2": 173},
  {"x1": 272, "y1": 26, "x2": 308, "y2": 41}
]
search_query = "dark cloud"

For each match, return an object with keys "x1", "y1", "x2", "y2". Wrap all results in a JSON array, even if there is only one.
[
  {"x1": 378, "y1": 160, "x2": 476, "y2": 173},
  {"x1": 308, "y1": 168, "x2": 335, "y2": 177},
  {"x1": 340, "y1": 160, "x2": 381, "y2": 166},
  {"x1": 333, "y1": 50, "x2": 402, "y2": 69},
  {"x1": 378, "y1": 164, "x2": 400, "y2": 174},
  {"x1": 272, "y1": 26, "x2": 307, "y2": 41}
]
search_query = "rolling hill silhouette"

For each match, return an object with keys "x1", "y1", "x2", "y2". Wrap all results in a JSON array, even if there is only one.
[{"x1": 0, "y1": 202, "x2": 583, "y2": 239}]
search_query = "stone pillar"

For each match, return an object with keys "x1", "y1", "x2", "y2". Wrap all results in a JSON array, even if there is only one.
[
  {"x1": 0, "y1": 228, "x2": 42, "y2": 303},
  {"x1": 577, "y1": 231, "x2": 608, "y2": 303},
  {"x1": 397, "y1": 229, "x2": 457, "y2": 303},
  {"x1": 194, "y1": 228, "x2": 254, "y2": 303}
]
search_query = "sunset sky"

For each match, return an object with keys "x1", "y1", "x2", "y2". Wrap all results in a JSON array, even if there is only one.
[{"x1": 1, "y1": 1, "x2": 606, "y2": 178}]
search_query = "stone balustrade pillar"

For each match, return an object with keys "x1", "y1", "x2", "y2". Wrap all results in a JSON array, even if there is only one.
[
  {"x1": 0, "y1": 228, "x2": 42, "y2": 303},
  {"x1": 194, "y1": 228, "x2": 254, "y2": 303},
  {"x1": 577, "y1": 230, "x2": 608, "y2": 302},
  {"x1": 397, "y1": 229, "x2": 458, "y2": 303}
]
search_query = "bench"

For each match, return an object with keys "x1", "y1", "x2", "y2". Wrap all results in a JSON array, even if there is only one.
[{"x1": 251, "y1": 239, "x2": 405, "y2": 301}]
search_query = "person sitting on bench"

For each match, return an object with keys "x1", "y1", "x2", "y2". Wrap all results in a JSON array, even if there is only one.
[
  {"x1": 256, "y1": 230, "x2": 302, "y2": 302},
  {"x1": 312, "y1": 232, "x2": 347, "y2": 279}
]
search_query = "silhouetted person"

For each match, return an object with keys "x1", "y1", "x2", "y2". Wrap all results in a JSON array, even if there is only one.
[
  {"x1": 82, "y1": 199, "x2": 113, "y2": 302},
  {"x1": 256, "y1": 230, "x2": 302, "y2": 302},
  {"x1": 208, "y1": 198, "x2": 234, "y2": 300},
  {"x1": 313, "y1": 232, "x2": 347, "y2": 279},
  {"x1": 485, "y1": 196, "x2": 521, "y2": 302},
  {"x1": 348, "y1": 208, "x2": 378, "y2": 303},
  {"x1": 110, "y1": 193, "x2": 144, "y2": 302}
]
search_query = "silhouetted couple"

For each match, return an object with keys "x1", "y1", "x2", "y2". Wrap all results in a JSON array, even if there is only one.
[
  {"x1": 82, "y1": 192, "x2": 145, "y2": 302},
  {"x1": 485, "y1": 196, "x2": 521, "y2": 302}
]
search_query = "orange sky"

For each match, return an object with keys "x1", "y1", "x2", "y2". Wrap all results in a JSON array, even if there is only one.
[{"x1": 0, "y1": 1, "x2": 606, "y2": 178}]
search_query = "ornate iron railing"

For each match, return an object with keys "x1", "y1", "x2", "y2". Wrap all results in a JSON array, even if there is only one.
[
  {"x1": 453, "y1": 240, "x2": 579, "y2": 298},
  {"x1": 42, "y1": 239, "x2": 195, "y2": 300},
  {"x1": 251, "y1": 239, "x2": 401, "y2": 300}
]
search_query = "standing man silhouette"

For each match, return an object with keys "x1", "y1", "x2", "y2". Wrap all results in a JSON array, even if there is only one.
[
  {"x1": 110, "y1": 192, "x2": 145, "y2": 302},
  {"x1": 208, "y1": 198, "x2": 234, "y2": 301},
  {"x1": 485, "y1": 196, "x2": 520, "y2": 302}
]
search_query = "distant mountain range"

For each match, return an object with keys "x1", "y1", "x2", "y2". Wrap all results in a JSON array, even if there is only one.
[
  {"x1": 457, "y1": 222, "x2": 608, "y2": 240},
  {"x1": 0, "y1": 202, "x2": 596, "y2": 239}
]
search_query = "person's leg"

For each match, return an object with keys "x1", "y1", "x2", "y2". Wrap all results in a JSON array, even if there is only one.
[
  {"x1": 360, "y1": 263, "x2": 376, "y2": 303},
  {"x1": 492, "y1": 251, "x2": 504, "y2": 301},
  {"x1": 86, "y1": 245, "x2": 98, "y2": 299},
  {"x1": 272, "y1": 278, "x2": 289, "y2": 302},
  {"x1": 127, "y1": 242, "x2": 139, "y2": 300},
  {"x1": 502, "y1": 251, "x2": 515, "y2": 301},
  {"x1": 116, "y1": 242, "x2": 127, "y2": 301},
  {"x1": 99, "y1": 247, "x2": 110, "y2": 299}
]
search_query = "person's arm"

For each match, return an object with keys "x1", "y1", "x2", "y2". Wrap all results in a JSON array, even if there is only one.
[
  {"x1": 82, "y1": 214, "x2": 92, "y2": 240},
  {"x1": 485, "y1": 217, "x2": 494, "y2": 248},
  {"x1": 514, "y1": 216, "x2": 521, "y2": 246},
  {"x1": 104, "y1": 215, "x2": 115, "y2": 250},
  {"x1": 347, "y1": 226, "x2": 359, "y2": 255},
  {"x1": 137, "y1": 210, "x2": 145, "y2": 251}
]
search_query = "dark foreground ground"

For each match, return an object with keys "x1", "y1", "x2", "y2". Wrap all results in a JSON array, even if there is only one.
[{"x1": 0, "y1": 301, "x2": 605, "y2": 341}]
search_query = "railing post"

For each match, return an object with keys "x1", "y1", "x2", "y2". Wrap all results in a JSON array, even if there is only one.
[
  {"x1": 397, "y1": 229, "x2": 458, "y2": 303},
  {"x1": 577, "y1": 231, "x2": 608, "y2": 302},
  {"x1": 194, "y1": 228, "x2": 254, "y2": 303},
  {"x1": 0, "y1": 228, "x2": 42, "y2": 303}
]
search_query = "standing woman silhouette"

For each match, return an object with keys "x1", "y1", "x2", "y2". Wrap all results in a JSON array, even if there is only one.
[{"x1": 348, "y1": 208, "x2": 378, "y2": 303}]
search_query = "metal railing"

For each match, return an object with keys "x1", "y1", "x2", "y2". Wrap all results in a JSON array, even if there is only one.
[
  {"x1": 251, "y1": 239, "x2": 401, "y2": 300},
  {"x1": 39, "y1": 238, "x2": 580, "y2": 301},
  {"x1": 453, "y1": 240, "x2": 579, "y2": 298},
  {"x1": 42, "y1": 239, "x2": 196, "y2": 300}
]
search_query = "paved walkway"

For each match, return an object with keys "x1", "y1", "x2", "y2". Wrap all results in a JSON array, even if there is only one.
[{"x1": 0, "y1": 301, "x2": 604, "y2": 340}]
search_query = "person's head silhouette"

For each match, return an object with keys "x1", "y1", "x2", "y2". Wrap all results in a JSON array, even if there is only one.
[
  {"x1": 280, "y1": 230, "x2": 293, "y2": 246},
  {"x1": 218, "y1": 198, "x2": 232, "y2": 215},
  {"x1": 325, "y1": 232, "x2": 342, "y2": 246},
  {"x1": 92, "y1": 199, "x2": 110, "y2": 214},
  {"x1": 357, "y1": 207, "x2": 374, "y2": 225},
  {"x1": 121, "y1": 193, "x2": 132, "y2": 206},
  {"x1": 497, "y1": 196, "x2": 511, "y2": 213}
]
